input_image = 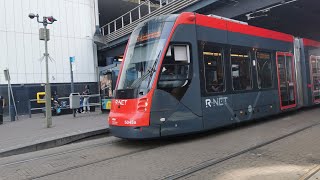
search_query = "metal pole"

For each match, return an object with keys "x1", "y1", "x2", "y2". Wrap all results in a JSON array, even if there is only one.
[
  {"x1": 7, "y1": 71, "x2": 10, "y2": 120},
  {"x1": 130, "y1": 12, "x2": 132, "y2": 23},
  {"x1": 44, "y1": 21, "x2": 52, "y2": 128},
  {"x1": 9, "y1": 82, "x2": 18, "y2": 120},
  {"x1": 138, "y1": 7, "x2": 141, "y2": 19},
  {"x1": 70, "y1": 61, "x2": 74, "y2": 93},
  {"x1": 148, "y1": 1, "x2": 151, "y2": 14},
  {"x1": 121, "y1": 17, "x2": 124, "y2": 28},
  {"x1": 28, "y1": 100, "x2": 32, "y2": 118},
  {"x1": 70, "y1": 59, "x2": 75, "y2": 117}
]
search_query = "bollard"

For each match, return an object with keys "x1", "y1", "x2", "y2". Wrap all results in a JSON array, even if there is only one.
[
  {"x1": 0, "y1": 105, "x2": 3, "y2": 125},
  {"x1": 28, "y1": 100, "x2": 32, "y2": 118},
  {"x1": 10, "y1": 105, "x2": 15, "y2": 121}
]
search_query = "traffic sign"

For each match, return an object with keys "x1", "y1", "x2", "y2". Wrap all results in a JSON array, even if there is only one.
[{"x1": 69, "y1": 56, "x2": 75, "y2": 62}]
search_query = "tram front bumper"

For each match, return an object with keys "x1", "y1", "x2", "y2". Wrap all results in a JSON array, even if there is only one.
[{"x1": 109, "y1": 125, "x2": 161, "y2": 139}]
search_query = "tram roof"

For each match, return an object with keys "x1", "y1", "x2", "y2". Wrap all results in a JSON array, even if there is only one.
[
  {"x1": 303, "y1": 38, "x2": 320, "y2": 48},
  {"x1": 176, "y1": 12, "x2": 295, "y2": 43}
]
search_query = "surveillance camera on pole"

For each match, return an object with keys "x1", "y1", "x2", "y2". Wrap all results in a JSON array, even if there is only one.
[
  {"x1": 28, "y1": 13, "x2": 38, "y2": 19},
  {"x1": 29, "y1": 13, "x2": 57, "y2": 128},
  {"x1": 47, "y1": 16, "x2": 57, "y2": 23}
]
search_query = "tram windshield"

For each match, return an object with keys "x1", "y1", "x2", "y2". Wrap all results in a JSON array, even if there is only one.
[{"x1": 116, "y1": 17, "x2": 175, "y2": 95}]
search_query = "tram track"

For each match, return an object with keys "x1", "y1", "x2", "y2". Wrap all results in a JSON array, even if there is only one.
[
  {"x1": 1, "y1": 136, "x2": 172, "y2": 168},
  {"x1": 30, "y1": 145, "x2": 162, "y2": 180},
  {"x1": 19, "y1": 122, "x2": 320, "y2": 180},
  {"x1": 0, "y1": 137, "x2": 122, "y2": 167},
  {"x1": 160, "y1": 122, "x2": 320, "y2": 180},
  {"x1": 0, "y1": 136, "x2": 172, "y2": 180},
  {"x1": 1, "y1": 111, "x2": 319, "y2": 180}
]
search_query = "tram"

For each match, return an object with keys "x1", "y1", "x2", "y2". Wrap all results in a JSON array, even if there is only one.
[{"x1": 108, "y1": 12, "x2": 320, "y2": 139}]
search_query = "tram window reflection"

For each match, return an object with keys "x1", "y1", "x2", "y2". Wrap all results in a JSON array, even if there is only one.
[
  {"x1": 231, "y1": 48, "x2": 252, "y2": 91},
  {"x1": 159, "y1": 45, "x2": 190, "y2": 84},
  {"x1": 158, "y1": 44, "x2": 191, "y2": 100},
  {"x1": 256, "y1": 51, "x2": 273, "y2": 89},
  {"x1": 202, "y1": 44, "x2": 224, "y2": 93}
]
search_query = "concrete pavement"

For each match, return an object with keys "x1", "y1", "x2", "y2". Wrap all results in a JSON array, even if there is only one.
[
  {"x1": 182, "y1": 123, "x2": 320, "y2": 180},
  {"x1": 0, "y1": 111, "x2": 109, "y2": 157}
]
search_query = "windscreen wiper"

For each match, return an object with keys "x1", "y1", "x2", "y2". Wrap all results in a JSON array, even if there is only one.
[
  {"x1": 129, "y1": 51, "x2": 162, "y2": 89},
  {"x1": 147, "y1": 50, "x2": 162, "y2": 87},
  {"x1": 129, "y1": 66, "x2": 154, "y2": 89}
]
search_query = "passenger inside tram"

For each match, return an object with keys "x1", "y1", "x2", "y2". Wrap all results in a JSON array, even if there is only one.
[
  {"x1": 158, "y1": 45, "x2": 190, "y2": 99},
  {"x1": 211, "y1": 79, "x2": 224, "y2": 92}
]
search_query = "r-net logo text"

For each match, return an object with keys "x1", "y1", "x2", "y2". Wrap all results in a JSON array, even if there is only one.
[{"x1": 205, "y1": 97, "x2": 228, "y2": 108}]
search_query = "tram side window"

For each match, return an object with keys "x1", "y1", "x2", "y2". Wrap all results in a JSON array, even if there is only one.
[
  {"x1": 256, "y1": 51, "x2": 273, "y2": 89},
  {"x1": 158, "y1": 44, "x2": 191, "y2": 99},
  {"x1": 231, "y1": 48, "x2": 252, "y2": 91},
  {"x1": 203, "y1": 44, "x2": 224, "y2": 93}
]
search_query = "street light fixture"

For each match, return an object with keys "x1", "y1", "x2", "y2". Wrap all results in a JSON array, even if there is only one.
[
  {"x1": 29, "y1": 13, "x2": 57, "y2": 128},
  {"x1": 28, "y1": 13, "x2": 37, "y2": 19}
]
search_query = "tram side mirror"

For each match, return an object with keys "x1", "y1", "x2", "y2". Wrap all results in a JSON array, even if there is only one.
[{"x1": 173, "y1": 45, "x2": 190, "y2": 63}]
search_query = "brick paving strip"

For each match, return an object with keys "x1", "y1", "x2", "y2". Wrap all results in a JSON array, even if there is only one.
[
  {"x1": 300, "y1": 165, "x2": 320, "y2": 180},
  {"x1": 0, "y1": 111, "x2": 109, "y2": 157},
  {"x1": 0, "y1": 108, "x2": 318, "y2": 180}
]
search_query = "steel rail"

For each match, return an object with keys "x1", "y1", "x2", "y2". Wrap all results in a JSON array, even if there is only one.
[{"x1": 159, "y1": 122, "x2": 320, "y2": 180}]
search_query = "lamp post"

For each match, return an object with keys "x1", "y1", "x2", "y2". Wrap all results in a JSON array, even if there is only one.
[{"x1": 29, "y1": 13, "x2": 57, "y2": 128}]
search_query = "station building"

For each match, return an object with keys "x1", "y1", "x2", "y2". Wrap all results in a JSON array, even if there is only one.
[
  {"x1": 0, "y1": 0, "x2": 319, "y2": 115},
  {"x1": 0, "y1": 0, "x2": 99, "y2": 114}
]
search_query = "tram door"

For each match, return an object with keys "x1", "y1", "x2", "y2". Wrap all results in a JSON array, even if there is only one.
[
  {"x1": 310, "y1": 55, "x2": 320, "y2": 103},
  {"x1": 276, "y1": 52, "x2": 297, "y2": 110}
]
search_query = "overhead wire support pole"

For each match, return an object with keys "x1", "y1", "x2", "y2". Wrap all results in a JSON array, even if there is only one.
[
  {"x1": 28, "y1": 13, "x2": 57, "y2": 128},
  {"x1": 43, "y1": 18, "x2": 52, "y2": 128}
]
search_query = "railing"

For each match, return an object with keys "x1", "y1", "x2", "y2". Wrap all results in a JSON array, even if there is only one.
[
  {"x1": 98, "y1": 0, "x2": 199, "y2": 46},
  {"x1": 28, "y1": 94, "x2": 102, "y2": 118},
  {"x1": 100, "y1": 0, "x2": 176, "y2": 36}
]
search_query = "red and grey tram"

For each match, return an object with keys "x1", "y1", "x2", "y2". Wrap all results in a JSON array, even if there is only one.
[{"x1": 108, "y1": 12, "x2": 320, "y2": 139}]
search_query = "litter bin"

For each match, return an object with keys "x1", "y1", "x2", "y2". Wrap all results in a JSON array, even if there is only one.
[{"x1": 69, "y1": 93, "x2": 80, "y2": 109}]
